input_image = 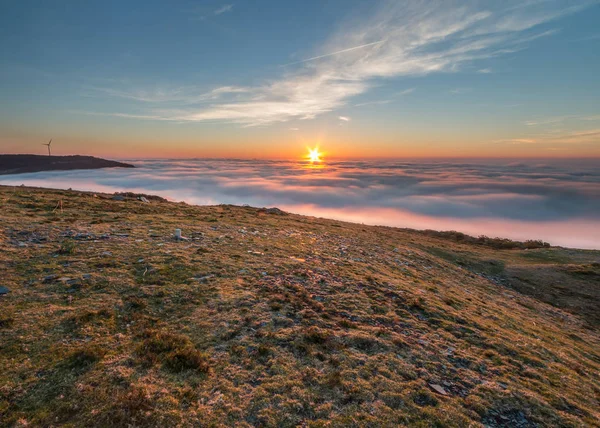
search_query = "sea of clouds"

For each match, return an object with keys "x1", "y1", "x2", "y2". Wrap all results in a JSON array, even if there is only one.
[{"x1": 2, "y1": 158, "x2": 599, "y2": 249}]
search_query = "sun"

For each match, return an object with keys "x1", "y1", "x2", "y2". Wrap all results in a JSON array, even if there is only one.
[{"x1": 307, "y1": 147, "x2": 322, "y2": 162}]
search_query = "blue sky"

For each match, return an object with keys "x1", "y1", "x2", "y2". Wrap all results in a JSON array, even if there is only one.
[{"x1": 1, "y1": 0, "x2": 599, "y2": 158}]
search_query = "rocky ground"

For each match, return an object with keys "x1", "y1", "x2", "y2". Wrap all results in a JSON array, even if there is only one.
[{"x1": 0, "y1": 185, "x2": 599, "y2": 427}]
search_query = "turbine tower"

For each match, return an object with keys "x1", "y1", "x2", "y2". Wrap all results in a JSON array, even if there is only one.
[{"x1": 43, "y1": 139, "x2": 52, "y2": 156}]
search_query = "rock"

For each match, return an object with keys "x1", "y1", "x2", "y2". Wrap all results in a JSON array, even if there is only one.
[
  {"x1": 43, "y1": 274, "x2": 58, "y2": 284},
  {"x1": 112, "y1": 195, "x2": 125, "y2": 201},
  {"x1": 259, "y1": 207, "x2": 287, "y2": 215},
  {"x1": 101, "y1": 251, "x2": 112, "y2": 256},
  {"x1": 429, "y1": 383, "x2": 448, "y2": 396},
  {"x1": 82, "y1": 274, "x2": 92, "y2": 280},
  {"x1": 0, "y1": 286, "x2": 9, "y2": 295},
  {"x1": 139, "y1": 196, "x2": 149, "y2": 203}
]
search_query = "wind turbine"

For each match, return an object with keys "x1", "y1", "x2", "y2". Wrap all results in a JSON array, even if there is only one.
[{"x1": 43, "y1": 139, "x2": 52, "y2": 156}]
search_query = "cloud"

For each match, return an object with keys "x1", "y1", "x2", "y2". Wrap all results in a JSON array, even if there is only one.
[
  {"x1": 84, "y1": 85, "x2": 250, "y2": 104},
  {"x1": 281, "y1": 40, "x2": 386, "y2": 66},
  {"x1": 214, "y1": 4, "x2": 233, "y2": 15},
  {"x1": 494, "y1": 138, "x2": 537, "y2": 144},
  {"x1": 397, "y1": 88, "x2": 416, "y2": 96},
  {"x1": 95, "y1": 0, "x2": 593, "y2": 126},
  {"x1": 354, "y1": 99, "x2": 392, "y2": 107},
  {"x1": 496, "y1": 128, "x2": 600, "y2": 146},
  {"x1": 478, "y1": 68, "x2": 492, "y2": 73},
  {"x1": 581, "y1": 115, "x2": 600, "y2": 121},
  {"x1": 2, "y1": 159, "x2": 599, "y2": 249},
  {"x1": 524, "y1": 116, "x2": 570, "y2": 126},
  {"x1": 339, "y1": 116, "x2": 351, "y2": 122}
]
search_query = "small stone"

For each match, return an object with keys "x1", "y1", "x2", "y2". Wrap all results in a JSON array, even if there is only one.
[
  {"x1": 43, "y1": 274, "x2": 58, "y2": 283},
  {"x1": 429, "y1": 384, "x2": 448, "y2": 396},
  {"x1": 0, "y1": 286, "x2": 9, "y2": 295},
  {"x1": 82, "y1": 274, "x2": 92, "y2": 280},
  {"x1": 139, "y1": 196, "x2": 149, "y2": 203},
  {"x1": 101, "y1": 251, "x2": 112, "y2": 256}
]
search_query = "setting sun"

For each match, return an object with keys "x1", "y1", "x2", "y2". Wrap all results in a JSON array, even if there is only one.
[{"x1": 307, "y1": 147, "x2": 322, "y2": 162}]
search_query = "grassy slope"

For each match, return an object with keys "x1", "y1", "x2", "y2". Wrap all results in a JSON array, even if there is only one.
[{"x1": 0, "y1": 186, "x2": 599, "y2": 427}]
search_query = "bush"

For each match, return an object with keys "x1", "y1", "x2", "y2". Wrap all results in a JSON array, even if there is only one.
[
  {"x1": 422, "y1": 230, "x2": 550, "y2": 249},
  {"x1": 64, "y1": 345, "x2": 106, "y2": 370},
  {"x1": 136, "y1": 329, "x2": 210, "y2": 373},
  {"x1": 58, "y1": 239, "x2": 76, "y2": 255}
]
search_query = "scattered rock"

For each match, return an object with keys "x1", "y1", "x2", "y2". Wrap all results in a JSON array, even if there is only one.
[
  {"x1": 139, "y1": 196, "x2": 150, "y2": 203},
  {"x1": 101, "y1": 251, "x2": 112, "y2": 256},
  {"x1": 259, "y1": 207, "x2": 287, "y2": 215},
  {"x1": 0, "y1": 286, "x2": 9, "y2": 295},
  {"x1": 43, "y1": 275, "x2": 58, "y2": 284},
  {"x1": 112, "y1": 195, "x2": 125, "y2": 201},
  {"x1": 429, "y1": 384, "x2": 448, "y2": 396}
]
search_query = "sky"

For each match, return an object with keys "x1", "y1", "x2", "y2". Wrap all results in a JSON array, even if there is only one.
[{"x1": 0, "y1": 0, "x2": 599, "y2": 158}]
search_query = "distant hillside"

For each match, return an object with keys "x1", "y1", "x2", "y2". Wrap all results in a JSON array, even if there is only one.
[
  {"x1": 0, "y1": 154, "x2": 134, "y2": 175},
  {"x1": 0, "y1": 186, "x2": 598, "y2": 427}
]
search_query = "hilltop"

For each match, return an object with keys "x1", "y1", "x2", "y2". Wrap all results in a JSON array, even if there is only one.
[
  {"x1": 0, "y1": 186, "x2": 599, "y2": 427},
  {"x1": 0, "y1": 155, "x2": 134, "y2": 175}
]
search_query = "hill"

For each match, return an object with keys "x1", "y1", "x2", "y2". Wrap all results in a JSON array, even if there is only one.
[
  {"x1": 0, "y1": 155, "x2": 134, "y2": 175},
  {"x1": 0, "y1": 186, "x2": 599, "y2": 427}
]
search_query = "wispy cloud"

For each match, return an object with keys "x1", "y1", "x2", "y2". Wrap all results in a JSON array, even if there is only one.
[
  {"x1": 478, "y1": 68, "x2": 492, "y2": 73},
  {"x1": 581, "y1": 115, "x2": 600, "y2": 121},
  {"x1": 524, "y1": 115, "x2": 600, "y2": 126},
  {"x1": 214, "y1": 4, "x2": 233, "y2": 15},
  {"x1": 397, "y1": 88, "x2": 416, "y2": 96},
  {"x1": 354, "y1": 99, "x2": 392, "y2": 107},
  {"x1": 494, "y1": 138, "x2": 537, "y2": 144},
  {"x1": 83, "y1": 85, "x2": 250, "y2": 104},
  {"x1": 94, "y1": 1, "x2": 593, "y2": 126},
  {"x1": 339, "y1": 116, "x2": 351, "y2": 122},
  {"x1": 282, "y1": 40, "x2": 386, "y2": 66},
  {"x1": 498, "y1": 128, "x2": 600, "y2": 146},
  {"x1": 354, "y1": 87, "x2": 414, "y2": 107}
]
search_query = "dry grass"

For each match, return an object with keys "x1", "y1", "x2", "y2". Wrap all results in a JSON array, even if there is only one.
[{"x1": 0, "y1": 185, "x2": 599, "y2": 427}]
